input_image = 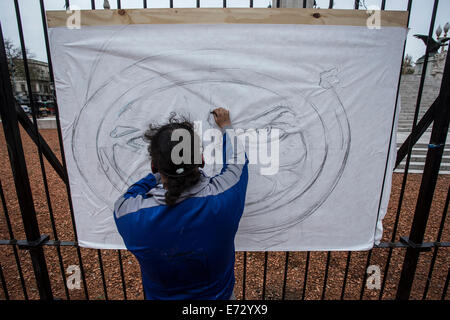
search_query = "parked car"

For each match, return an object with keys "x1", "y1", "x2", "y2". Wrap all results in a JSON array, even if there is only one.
[
  {"x1": 38, "y1": 106, "x2": 48, "y2": 118},
  {"x1": 36, "y1": 101, "x2": 56, "y2": 116},
  {"x1": 35, "y1": 101, "x2": 50, "y2": 117},
  {"x1": 44, "y1": 102, "x2": 56, "y2": 115}
]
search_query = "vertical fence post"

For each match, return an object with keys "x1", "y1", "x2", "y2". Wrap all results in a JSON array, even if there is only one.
[
  {"x1": 0, "y1": 23, "x2": 53, "y2": 300},
  {"x1": 396, "y1": 50, "x2": 450, "y2": 300}
]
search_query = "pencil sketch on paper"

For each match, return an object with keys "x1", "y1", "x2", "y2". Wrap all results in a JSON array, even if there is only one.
[
  {"x1": 70, "y1": 45, "x2": 351, "y2": 238},
  {"x1": 47, "y1": 21, "x2": 408, "y2": 249}
]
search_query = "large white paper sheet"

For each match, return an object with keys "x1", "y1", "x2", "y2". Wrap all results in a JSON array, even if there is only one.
[{"x1": 48, "y1": 23, "x2": 406, "y2": 250}]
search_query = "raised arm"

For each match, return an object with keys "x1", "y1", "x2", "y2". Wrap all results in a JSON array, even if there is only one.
[{"x1": 210, "y1": 108, "x2": 248, "y2": 194}]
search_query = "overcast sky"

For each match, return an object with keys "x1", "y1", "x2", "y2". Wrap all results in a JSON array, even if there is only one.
[{"x1": 0, "y1": 0, "x2": 449, "y2": 63}]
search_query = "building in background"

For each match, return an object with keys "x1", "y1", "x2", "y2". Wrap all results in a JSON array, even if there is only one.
[{"x1": 12, "y1": 58, "x2": 53, "y2": 104}]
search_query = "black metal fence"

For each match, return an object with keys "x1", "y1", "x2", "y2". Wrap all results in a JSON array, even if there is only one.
[{"x1": 0, "y1": 0, "x2": 449, "y2": 300}]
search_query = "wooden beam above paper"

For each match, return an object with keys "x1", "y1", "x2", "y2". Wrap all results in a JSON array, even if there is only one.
[{"x1": 46, "y1": 8, "x2": 408, "y2": 28}]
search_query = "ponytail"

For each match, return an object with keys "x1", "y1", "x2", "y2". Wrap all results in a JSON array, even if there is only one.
[{"x1": 144, "y1": 113, "x2": 202, "y2": 206}]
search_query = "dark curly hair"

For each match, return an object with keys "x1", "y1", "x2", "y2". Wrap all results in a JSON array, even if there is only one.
[{"x1": 144, "y1": 113, "x2": 202, "y2": 206}]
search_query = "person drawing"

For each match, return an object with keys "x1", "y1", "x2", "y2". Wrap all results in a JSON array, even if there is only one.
[{"x1": 113, "y1": 107, "x2": 249, "y2": 299}]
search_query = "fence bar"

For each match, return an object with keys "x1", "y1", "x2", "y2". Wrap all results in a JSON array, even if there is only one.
[
  {"x1": 281, "y1": 252, "x2": 289, "y2": 300},
  {"x1": 371, "y1": 0, "x2": 413, "y2": 262},
  {"x1": 2, "y1": 238, "x2": 442, "y2": 249},
  {"x1": 0, "y1": 181, "x2": 28, "y2": 299},
  {"x1": 396, "y1": 46, "x2": 450, "y2": 300},
  {"x1": 242, "y1": 251, "x2": 247, "y2": 300},
  {"x1": 14, "y1": 0, "x2": 53, "y2": 204},
  {"x1": 0, "y1": 0, "x2": 446, "y2": 302},
  {"x1": 378, "y1": 0, "x2": 413, "y2": 299},
  {"x1": 0, "y1": 240, "x2": 77, "y2": 246},
  {"x1": 117, "y1": 250, "x2": 127, "y2": 300},
  {"x1": 0, "y1": 263, "x2": 9, "y2": 300},
  {"x1": 53, "y1": 247, "x2": 69, "y2": 299},
  {"x1": 14, "y1": 105, "x2": 66, "y2": 182},
  {"x1": 442, "y1": 268, "x2": 450, "y2": 300},
  {"x1": 0, "y1": 22, "x2": 53, "y2": 300},
  {"x1": 142, "y1": 278, "x2": 146, "y2": 300},
  {"x1": 39, "y1": 0, "x2": 90, "y2": 299},
  {"x1": 396, "y1": 99, "x2": 436, "y2": 167},
  {"x1": 13, "y1": 0, "x2": 70, "y2": 300},
  {"x1": 321, "y1": 251, "x2": 331, "y2": 300},
  {"x1": 340, "y1": 251, "x2": 351, "y2": 300},
  {"x1": 97, "y1": 250, "x2": 109, "y2": 300},
  {"x1": 379, "y1": 246, "x2": 393, "y2": 299},
  {"x1": 397, "y1": 0, "x2": 438, "y2": 203},
  {"x1": 301, "y1": 251, "x2": 310, "y2": 299},
  {"x1": 359, "y1": 249, "x2": 373, "y2": 299},
  {"x1": 422, "y1": 186, "x2": 449, "y2": 299},
  {"x1": 375, "y1": 242, "x2": 449, "y2": 248},
  {"x1": 392, "y1": 0, "x2": 415, "y2": 169},
  {"x1": 261, "y1": 252, "x2": 268, "y2": 299}
]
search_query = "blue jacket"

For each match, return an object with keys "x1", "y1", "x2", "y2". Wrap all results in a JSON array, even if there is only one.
[{"x1": 114, "y1": 129, "x2": 248, "y2": 300}]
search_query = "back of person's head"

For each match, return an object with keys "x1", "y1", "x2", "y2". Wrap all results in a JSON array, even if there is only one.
[{"x1": 144, "y1": 113, "x2": 202, "y2": 206}]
